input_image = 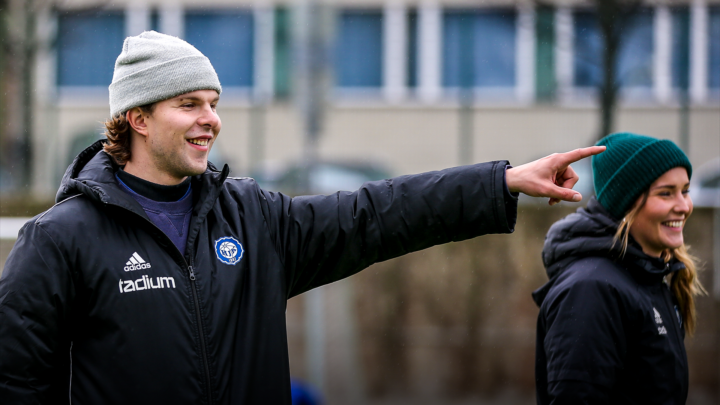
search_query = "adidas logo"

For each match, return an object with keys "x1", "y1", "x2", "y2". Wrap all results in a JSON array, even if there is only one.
[
  {"x1": 653, "y1": 308, "x2": 668, "y2": 335},
  {"x1": 653, "y1": 307, "x2": 663, "y2": 324},
  {"x1": 124, "y1": 252, "x2": 152, "y2": 272}
]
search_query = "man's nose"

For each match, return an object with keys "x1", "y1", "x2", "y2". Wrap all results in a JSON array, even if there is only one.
[{"x1": 198, "y1": 104, "x2": 220, "y2": 128}]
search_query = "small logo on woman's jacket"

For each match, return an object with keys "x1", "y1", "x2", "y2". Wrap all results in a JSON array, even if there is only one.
[
  {"x1": 653, "y1": 307, "x2": 667, "y2": 335},
  {"x1": 215, "y1": 236, "x2": 244, "y2": 265}
]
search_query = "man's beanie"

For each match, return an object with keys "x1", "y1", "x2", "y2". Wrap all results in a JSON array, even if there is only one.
[
  {"x1": 109, "y1": 31, "x2": 222, "y2": 117},
  {"x1": 592, "y1": 132, "x2": 692, "y2": 219}
]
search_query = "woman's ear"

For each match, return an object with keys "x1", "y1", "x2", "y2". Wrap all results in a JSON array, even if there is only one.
[{"x1": 126, "y1": 107, "x2": 149, "y2": 137}]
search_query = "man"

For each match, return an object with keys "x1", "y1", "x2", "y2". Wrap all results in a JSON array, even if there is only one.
[{"x1": 0, "y1": 32, "x2": 603, "y2": 404}]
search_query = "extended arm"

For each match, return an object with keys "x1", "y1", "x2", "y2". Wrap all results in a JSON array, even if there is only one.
[
  {"x1": 260, "y1": 146, "x2": 604, "y2": 298},
  {"x1": 260, "y1": 161, "x2": 517, "y2": 298}
]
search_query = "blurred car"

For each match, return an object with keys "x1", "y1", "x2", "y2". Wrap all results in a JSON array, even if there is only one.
[
  {"x1": 690, "y1": 157, "x2": 720, "y2": 208},
  {"x1": 253, "y1": 161, "x2": 391, "y2": 196}
]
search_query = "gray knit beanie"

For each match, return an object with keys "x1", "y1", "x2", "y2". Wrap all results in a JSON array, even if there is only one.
[{"x1": 109, "y1": 31, "x2": 222, "y2": 117}]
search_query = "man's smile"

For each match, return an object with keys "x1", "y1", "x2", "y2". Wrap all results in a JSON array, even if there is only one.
[{"x1": 187, "y1": 138, "x2": 209, "y2": 146}]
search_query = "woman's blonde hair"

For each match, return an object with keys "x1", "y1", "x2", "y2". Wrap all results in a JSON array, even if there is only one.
[{"x1": 614, "y1": 193, "x2": 706, "y2": 335}]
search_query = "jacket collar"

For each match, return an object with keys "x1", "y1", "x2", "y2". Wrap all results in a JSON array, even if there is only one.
[
  {"x1": 56, "y1": 140, "x2": 229, "y2": 220},
  {"x1": 533, "y1": 197, "x2": 685, "y2": 306}
]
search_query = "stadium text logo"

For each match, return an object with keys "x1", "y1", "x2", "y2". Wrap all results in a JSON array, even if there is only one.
[{"x1": 119, "y1": 275, "x2": 176, "y2": 294}]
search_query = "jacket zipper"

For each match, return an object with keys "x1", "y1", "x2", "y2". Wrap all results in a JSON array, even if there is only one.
[
  {"x1": 659, "y1": 282, "x2": 688, "y2": 400},
  {"x1": 107, "y1": 203, "x2": 214, "y2": 404},
  {"x1": 188, "y1": 262, "x2": 214, "y2": 405}
]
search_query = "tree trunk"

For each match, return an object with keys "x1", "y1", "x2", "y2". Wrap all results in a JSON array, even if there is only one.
[
  {"x1": 1, "y1": 0, "x2": 34, "y2": 191},
  {"x1": 0, "y1": 3, "x2": 7, "y2": 180},
  {"x1": 595, "y1": 0, "x2": 641, "y2": 141},
  {"x1": 597, "y1": 0, "x2": 620, "y2": 141},
  {"x1": 20, "y1": 0, "x2": 35, "y2": 190}
]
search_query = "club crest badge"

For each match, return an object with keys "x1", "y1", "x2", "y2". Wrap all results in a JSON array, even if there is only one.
[{"x1": 214, "y1": 236, "x2": 244, "y2": 265}]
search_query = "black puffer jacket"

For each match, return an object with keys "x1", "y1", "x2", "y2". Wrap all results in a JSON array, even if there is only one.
[
  {"x1": 0, "y1": 141, "x2": 517, "y2": 405},
  {"x1": 533, "y1": 198, "x2": 688, "y2": 405}
]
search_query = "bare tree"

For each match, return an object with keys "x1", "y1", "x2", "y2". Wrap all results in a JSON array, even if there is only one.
[
  {"x1": 594, "y1": 0, "x2": 643, "y2": 140},
  {"x1": 0, "y1": 0, "x2": 51, "y2": 192},
  {"x1": 0, "y1": 0, "x2": 112, "y2": 193},
  {"x1": 0, "y1": 0, "x2": 36, "y2": 191},
  {"x1": 535, "y1": 0, "x2": 645, "y2": 141}
]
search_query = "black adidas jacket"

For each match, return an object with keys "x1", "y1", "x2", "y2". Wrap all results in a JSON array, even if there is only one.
[
  {"x1": 533, "y1": 198, "x2": 689, "y2": 405},
  {"x1": 0, "y1": 141, "x2": 517, "y2": 405}
]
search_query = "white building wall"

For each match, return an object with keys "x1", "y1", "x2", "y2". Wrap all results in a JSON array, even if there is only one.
[
  {"x1": 27, "y1": 0, "x2": 720, "y2": 199},
  {"x1": 254, "y1": 4, "x2": 275, "y2": 100},
  {"x1": 159, "y1": 4, "x2": 184, "y2": 38},
  {"x1": 555, "y1": 7, "x2": 573, "y2": 104},
  {"x1": 654, "y1": 5, "x2": 672, "y2": 104},
  {"x1": 126, "y1": 3, "x2": 150, "y2": 37},
  {"x1": 383, "y1": 1, "x2": 408, "y2": 103},
  {"x1": 690, "y1": 0, "x2": 709, "y2": 103},
  {"x1": 418, "y1": 1, "x2": 441, "y2": 103},
  {"x1": 515, "y1": 4, "x2": 535, "y2": 104}
]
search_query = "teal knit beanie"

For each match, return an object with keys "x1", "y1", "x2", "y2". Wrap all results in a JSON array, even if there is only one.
[{"x1": 592, "y1": 132, "x2": 692, "y2": 220}]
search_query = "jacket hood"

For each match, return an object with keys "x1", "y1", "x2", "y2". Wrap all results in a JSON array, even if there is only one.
[
  {"x1": 56, "y1": 140, "x2": 229, "y2": 216},
  {"x1": 533, "y1": 197, "x2": 685, "y2": 306},
  {"x1": 56, "y1": 140, "x2": 128, "y2": 205}
]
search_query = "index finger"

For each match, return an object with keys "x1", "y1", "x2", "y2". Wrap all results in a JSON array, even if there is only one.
[{"x1": 555, "y1": 146, "x2": 606, "y2": 166}]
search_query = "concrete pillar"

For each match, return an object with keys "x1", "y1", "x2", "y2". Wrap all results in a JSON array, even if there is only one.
[
  {"x1": 418, "y1": 1, "x2": 441, "y2": 103},
  {"x1": 254, "y1": 4, "x2": 275, "y2": 100},
  {"x1": 555, "y1": 7, "x2": 573, "y2": 103},
  {"x1": 516, "y1": 4, "x2": 535, "y2": 104},
  {"x1": 32, "y1": 5, "x2": 58, "y2": 197},
  {"x1": 126, "y1": 3, "x2": 150, "y2": 37},
  {"x1": 654, "y1": 5, "x2": 672, "y2": 104},
  {"x1": 690, "y1": 0, "x2": 709, "y2": 104},
  {"x1": 159, "y1": 4, "x2": 184, "y2": 39},
  {"x1": 383, "y1": 1, "x2": 408, "y2": 103}
]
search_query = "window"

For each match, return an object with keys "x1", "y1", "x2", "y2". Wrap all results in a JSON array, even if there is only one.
[
  {"x1": 535, "y1": 6, "x2": 556, "y2": 101},
  {"x1": 671, "y1": 7, "x2": 690, "y2": 89},
  {"x1": 335, "y1": 11, "x2": 383, "y2": 88},
  {"x1": 57, "y1": 11, "x2": 125, "y2": 87},
  {"x1": 407, "y1": 10, "x2": 419, "y2": 88},
  {"x1": 443, "y1": 9, "x2": 517, "y2": 88},
  {"x1": 573, "y1": 12, "x2": 601, "y2": 87},
  {"x1": 274, "y1": 7, "x2": 292, "y2": 98},
  {"x1": 150, "y1": 10, "x2": 160, "y2": 33},
  {"x1": 573, "y1": 9, "x2": 653, "y2": 88},
  {"x1": 185, "y1": 11, "x2": 254, "y2": 87},
  {"x1": 709, "y1": 6, "x2": 720, "y2": 90}
]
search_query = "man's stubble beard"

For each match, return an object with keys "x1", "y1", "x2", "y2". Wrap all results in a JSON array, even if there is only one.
[{"x1": 150, "y1": 136, "x2": 208, "y2": 180}]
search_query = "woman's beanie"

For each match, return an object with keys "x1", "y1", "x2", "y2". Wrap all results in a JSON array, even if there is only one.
[
  {"x1": 109, "y1": 31, "x2": 222, "y2": 117},
  {"x1": 592, "y1": 132, "x2": 692, "y2": 220}
]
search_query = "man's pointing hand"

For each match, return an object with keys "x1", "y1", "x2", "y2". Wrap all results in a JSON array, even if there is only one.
[{"x1": 506, "y1": 146, "x2": 606, "y2": 206}]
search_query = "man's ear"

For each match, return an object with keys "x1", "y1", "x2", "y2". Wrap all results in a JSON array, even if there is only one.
[{"x1": 126, "y1": 107, "x2": 150, "y2": 137}]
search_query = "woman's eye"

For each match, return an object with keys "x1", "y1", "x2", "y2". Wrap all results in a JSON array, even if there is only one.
[{"x1": 682, "y1": 189, "x2": 690, "y2": 195}]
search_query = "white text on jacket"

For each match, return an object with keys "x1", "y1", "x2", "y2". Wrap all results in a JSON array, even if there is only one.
[{"x1": 119, "y1": 275, "x2": 176, "y2": 293}]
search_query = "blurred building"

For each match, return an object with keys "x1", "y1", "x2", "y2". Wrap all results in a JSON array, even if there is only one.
[{"x1": 13, "y1": 0, "x2": 719, "y2": 198}]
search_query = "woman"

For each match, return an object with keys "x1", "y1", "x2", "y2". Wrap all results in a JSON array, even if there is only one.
[{"x1": 533, "y1": 132, "x2": 705, "y2": 404}]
